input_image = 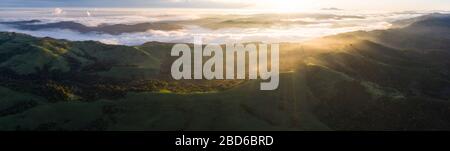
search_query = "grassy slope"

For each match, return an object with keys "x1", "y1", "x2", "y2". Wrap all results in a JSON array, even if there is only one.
[
  {"x1": 1, "y1": 15, "x2": 450, "y2": 130},
  {"x1": 1, "y1": 32, "x2": 450, "y2": 130},
  {"x1": 0, "y1": 72, "x2": 330, "y2": 131}
]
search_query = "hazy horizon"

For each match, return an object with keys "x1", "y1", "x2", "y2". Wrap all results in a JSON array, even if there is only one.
[
  {"x1": 1, "y1": 7, "x2": 444, "y2": 45},
  {"x1": 1, "y1": 1, "x2": 449, "y2": 45},
  {"x1": 1, "y1": 0, "x2": 450, "y2": 11}
]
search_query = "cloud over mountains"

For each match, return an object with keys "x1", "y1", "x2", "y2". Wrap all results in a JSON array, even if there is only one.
[{"x1": 0, "y1": 8, "x2": 440, "y2": 45}]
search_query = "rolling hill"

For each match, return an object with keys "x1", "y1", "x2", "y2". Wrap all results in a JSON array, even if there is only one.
[{"x1": 0, "y1": 14, "x2": 450, "y2": 130}]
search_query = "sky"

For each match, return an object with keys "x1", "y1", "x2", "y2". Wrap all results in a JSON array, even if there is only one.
[{"x1": 1, "y1": 0, "x2": 450, "y2": 11}]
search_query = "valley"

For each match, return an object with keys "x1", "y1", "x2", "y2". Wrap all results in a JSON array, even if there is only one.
[{"x1": 0, "y1": 14, "x2": 450, "y2": 130}]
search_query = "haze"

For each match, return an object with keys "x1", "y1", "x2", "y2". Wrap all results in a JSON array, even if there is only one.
[{"x1": 1, "y1": 0, "x2": 450, "y2": 11}]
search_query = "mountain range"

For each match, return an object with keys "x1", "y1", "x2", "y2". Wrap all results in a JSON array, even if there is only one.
[
  {"x1": 0, "y1": 14, "x2": 449, "y2": 130},
  {"x1": 0, "y1": 20, "x2": 182, "y2": 35}
]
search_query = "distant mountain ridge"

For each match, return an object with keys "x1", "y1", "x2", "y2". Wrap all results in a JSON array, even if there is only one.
[
  {"x1": 0, "y1": 20, "x2": 183, "y2": 35},
  {"x1": 324, "y1": 13, "x2": 450, "y2": 51}
]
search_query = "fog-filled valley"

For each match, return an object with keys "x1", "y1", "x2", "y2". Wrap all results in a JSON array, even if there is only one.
[{"x1": 0, "y1": 11, "x2": 450, "y2": 130}]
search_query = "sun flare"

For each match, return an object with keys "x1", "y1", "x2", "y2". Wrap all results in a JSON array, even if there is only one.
[{"x1": 254, "y1": 0, "x2": 317, "y2": 12}]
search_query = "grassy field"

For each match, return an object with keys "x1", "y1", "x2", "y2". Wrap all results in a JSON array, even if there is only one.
[{"x1": 0, "y1": 71, "x2": 331, "y2": 130}]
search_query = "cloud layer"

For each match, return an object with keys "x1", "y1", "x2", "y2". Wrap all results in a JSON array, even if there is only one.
[{"x1": 0, "y1": 8, "x2": 443, "y2": 45}]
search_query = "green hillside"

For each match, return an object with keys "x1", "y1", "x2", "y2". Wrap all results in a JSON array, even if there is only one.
[{"x1": 1, "y1": 14, "x2": 450, "y2": 130}]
